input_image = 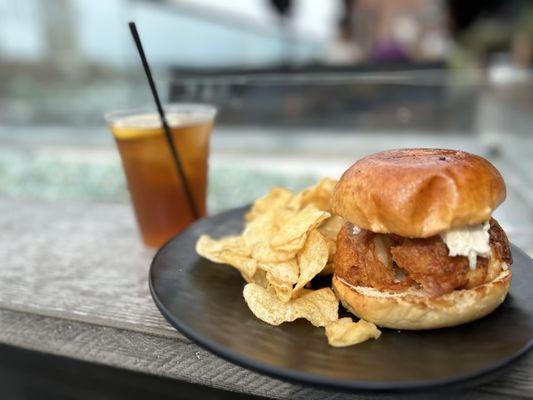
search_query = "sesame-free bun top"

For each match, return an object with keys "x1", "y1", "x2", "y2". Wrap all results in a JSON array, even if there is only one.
[{"x1": 332, "y1": 149, "x2": 506, "y2": 238}]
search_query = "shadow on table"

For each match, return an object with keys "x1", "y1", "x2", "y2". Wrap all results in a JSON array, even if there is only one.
[{"x1": 0, "y1": 343, "x2": 265, "y2": 400}]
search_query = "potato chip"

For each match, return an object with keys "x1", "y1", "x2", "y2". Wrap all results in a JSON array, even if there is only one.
[
  {"x1": 271, "y1": 205, "x2": 330, "y2": 252},
  {"x1": 247, "y1": 208, "x2": 296, "y2": 241},
  {"x1": 245, "y1": 187, "x2": 294, "y2": 221},
  {"x1": 293, "y1": 230, "x2": 329, "y2": 295},
  {"x1": 314, "y1": 177, "x2": 338, "y2": 193},
  {"x1": 324, "y1": 237, "x2": 337, "y2": 261},
  {"x1": 325, "y1": 318, "x2": 381, "y2": 347},
  {"x1": 243, "y1": 283, "x2": 338, "y2": 326},
  {"x1": 242, "y1": 210, "x2": 277, "y2": 249},
  {"x1": 195, "y1": 235, "x2": 257, "y2": 281},
  {"x1": 260, "y1": 259, "x2": 299, "y2": 286},
  {"x1": 319, "y1": 215, "x2": 344, "y2": 264},
  {"x1": 288, "y1": 178, "x2": 337, "y2": 212},
  {"x1": 196, "y1": 235, "x2": 250, "y2": 255},
  {"x1": 251, "y1": 242, "x2": 297, "y2": 263},
  {"x1": 242, "y1": 211, "x2": 283, "y2": 262},
  {"x1": 259, "y1": 259, "x2": 299, "y2": 302},
  {"x1": 318, "y1": 215, "x2": 344, "y2": 241},
  {"x1": 266, "y1": 274, "x2": 293, "y2": 302},
  {"x1": 250, "y1": 268, "x2": 269, "y2": 288}
]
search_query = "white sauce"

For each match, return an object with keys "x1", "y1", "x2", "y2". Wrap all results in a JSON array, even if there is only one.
[
  {"x1": 352, "y1": 225, "x2": 361, "y2": 235},
  {"x1": 440, "y1": 221, "x2": 491, "y2": 269}
]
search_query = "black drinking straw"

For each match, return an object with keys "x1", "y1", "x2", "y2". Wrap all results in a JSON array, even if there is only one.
[{"x1": 128, "y1": 21, "x2": 199, "y2": 219}]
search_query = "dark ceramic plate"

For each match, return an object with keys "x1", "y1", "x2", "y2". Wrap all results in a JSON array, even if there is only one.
[{"x1": 149, "y1": 206, "x2": 533, "y2": 392}]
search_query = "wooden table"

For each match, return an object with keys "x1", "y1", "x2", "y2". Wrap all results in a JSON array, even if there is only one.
[{"x1": 0, "y1": 191, "x2": 531, "y2": 399}]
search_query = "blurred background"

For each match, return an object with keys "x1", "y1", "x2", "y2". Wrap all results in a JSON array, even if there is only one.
[{"x1": 0, "y1": 0, "x2": 532, "y2": 234}]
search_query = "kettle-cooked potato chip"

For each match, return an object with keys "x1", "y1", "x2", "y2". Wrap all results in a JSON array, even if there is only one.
[
  {"x1": 250, "y1": 268, "x2": 269, "y2": 288},
  {"x1": 271, "y1": 205, "x2": 330, "y2": 252},
  {"x1": 196, "y1": 234, "x2": 250, "y2": 254},
  {"x1": 323, "y1": 237, "x2": 337, "y2": 262},
  {"x1": 259, "y1": 259, "x2": 299, "y2": 302},
  {"x1": 245, "y1": 187, "x2": 294, "y2": 221},
  {"x1": 325, "y1": 318, "x2": 381, "y2": 347},
  {"x1": 319, "y1": 215, "x2": 344, "y2": 264},
  {"x1": 293, "y1": 230, "x2": 329, "y2": 295},
  {"x1": 243, "y1": 283, "x2": 339, "y2": 327},
  {"x1": 259, "y1": 259, "x2": 299, "y2": 285},
  {"x1": 195, "y1": 235, "x2": 257, "y2": 281},
  {"x1": 266, "y1": 274, "x2": 293, "y2": 303},
  {"x1": 318, "y1": 215, "x2": 344, "y2": 241},
  {"x1": 288, "y1": 178, "x2": 337, "y2": 212},
  {"x1": 243, "y1": 208, "x2": 300, "y2": 263},
  {"x1": 242, "y1": 210, "x2": 277, "y2": 249},
  {"x1": 251, "y1": 243, "x2": 297, "y2": 263}
]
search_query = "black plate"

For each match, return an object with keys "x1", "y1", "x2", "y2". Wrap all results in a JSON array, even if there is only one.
[{"x1": 149, "y1": 207, "x2": 533, "y2": 392}]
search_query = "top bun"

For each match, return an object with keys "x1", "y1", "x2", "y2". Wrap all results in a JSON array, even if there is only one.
[{"x1": 332, "y1": 149, "x2": 506, "y2": 238}]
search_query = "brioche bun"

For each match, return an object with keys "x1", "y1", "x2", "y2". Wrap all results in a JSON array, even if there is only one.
[
  {"x1": 332, "y1": 149, "x2": 506, "y2": 238},
  {"x1": 332, "y1": 264, "x2": 511, "y2": 330}
]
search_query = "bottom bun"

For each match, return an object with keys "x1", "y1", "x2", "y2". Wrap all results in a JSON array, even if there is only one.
[{"x1": 332, "y1": 266, "x2": 512, "y2": 330}]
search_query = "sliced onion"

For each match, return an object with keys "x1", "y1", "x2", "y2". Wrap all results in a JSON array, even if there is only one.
[{"x1": 373, "y1": 235, "x2": 393, "y2": 268}]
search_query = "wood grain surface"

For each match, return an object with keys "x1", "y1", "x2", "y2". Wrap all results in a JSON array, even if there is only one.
[
  {"x1": 1, "y1": 310, "x2": 531, "y2": 399},
  {"x1": 0, "y1": 195, "x2": 531, "y2": 399}
]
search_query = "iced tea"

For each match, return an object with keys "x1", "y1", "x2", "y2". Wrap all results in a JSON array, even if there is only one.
[{"x1": 107, "y1": 105, "x2": 216, "y2": 247}]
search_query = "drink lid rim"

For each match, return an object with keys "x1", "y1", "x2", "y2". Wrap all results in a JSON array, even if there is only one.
[{"x1": 104, "y1": 103, "x2": 217, "y2": 123}]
